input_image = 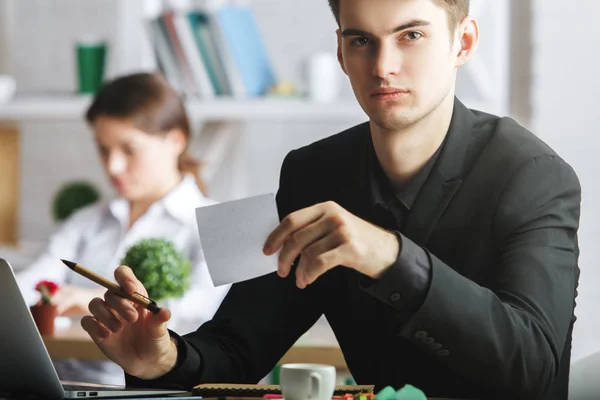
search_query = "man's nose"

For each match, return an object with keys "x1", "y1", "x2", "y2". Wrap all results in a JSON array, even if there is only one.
[{"x1": 372, "y1": 42, "x2": 402, "y2": 78}]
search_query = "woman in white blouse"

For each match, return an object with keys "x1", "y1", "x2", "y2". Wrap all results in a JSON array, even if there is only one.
[{"x1": 16, "y1": 72, "x2": 230, "y2": 384}]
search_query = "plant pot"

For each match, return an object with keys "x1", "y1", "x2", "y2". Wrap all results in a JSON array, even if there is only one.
[{"x1": 30, "y1": 303, "x2": 58, "y2": 336}]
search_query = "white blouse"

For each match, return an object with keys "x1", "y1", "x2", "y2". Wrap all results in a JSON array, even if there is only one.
[{"x1": 17, "y1": 174, "x2": 230, "y2": 329}]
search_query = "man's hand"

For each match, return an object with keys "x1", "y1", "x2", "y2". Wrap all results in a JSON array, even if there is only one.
[
  {"x1": 263, "y1": 201, "x2": 400, "y2": 288},
  {"x1": 81, "y1": 265, "x2": 178, "y2": 380}
]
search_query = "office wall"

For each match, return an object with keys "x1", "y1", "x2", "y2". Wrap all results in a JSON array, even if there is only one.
[
  {"x1": 0, "y1": 0, "x2": 13, "y2": 74},
  {"x1": 530, "y1": 0, "x2": 600, "y2": 362}
]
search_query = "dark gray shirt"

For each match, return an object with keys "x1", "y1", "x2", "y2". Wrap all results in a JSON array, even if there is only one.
[{"x1": 360, "y1": 135, "x2": 442, "y2": 320}]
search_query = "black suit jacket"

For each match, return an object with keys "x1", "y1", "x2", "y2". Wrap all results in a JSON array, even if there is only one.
[{"x1": 128, "y1": 99, "x2": 581, "y2": 400}]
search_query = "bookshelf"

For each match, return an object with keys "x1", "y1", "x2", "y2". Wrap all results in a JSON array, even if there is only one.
[{"x1": 0, "y1": 94, "x2": 367, "y2": 122}]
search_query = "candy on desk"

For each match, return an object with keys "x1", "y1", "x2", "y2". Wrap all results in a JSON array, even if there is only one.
[
  {"x1": 332, "y1": 394, "x2": 354, "y2": 400},
  {"x1": 353, "y1": 393, "x2": 374, "y2": 400},
  {"x1": 394, "y1": 384, "x2": 426, "y2": 400}
]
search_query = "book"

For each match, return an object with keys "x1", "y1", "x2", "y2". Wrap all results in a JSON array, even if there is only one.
[
  {"x1": 188, "y1": 11, "x2": 231, "y2": 96},
  {"x1": 161, "y1": 10, "x2": 199, "y2": 97},
  {"x1": 213, "y1": 5, "x2": 276, "y2": 97},
  {"x1": 144, "y1": 18, "x2": 184, "y2": 93},
  {"x1": 173, "y1": 13, "x2": 215, "y2": 98},
  {"x1": 208, "y1": 7, "x2": 247, "y2": 98},
  {"x1": 192, "y1": 384, "x2": 375, "y2": 397}
]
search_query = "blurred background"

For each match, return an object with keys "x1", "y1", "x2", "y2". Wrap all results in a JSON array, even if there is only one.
[{"x1": 0, "y1": 0, "x2": 598, "y2": 386}]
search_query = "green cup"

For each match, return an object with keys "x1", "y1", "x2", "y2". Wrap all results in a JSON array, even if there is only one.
[{"x1": 76, "y1": 37, "x2": 107, "y2": 94}]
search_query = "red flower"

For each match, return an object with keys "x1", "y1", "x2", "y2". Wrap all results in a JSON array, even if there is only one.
[{"x1": 35, "y1": 280, "x2": 60, "y2": 305}]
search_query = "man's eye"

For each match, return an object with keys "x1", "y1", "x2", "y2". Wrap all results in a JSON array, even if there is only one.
[
  {"x1": 403, "y1": 31, "x2": 423, "y2": 41},
  {"x1": 350, "y1": 37, "x2": 371, "y2": 47}
]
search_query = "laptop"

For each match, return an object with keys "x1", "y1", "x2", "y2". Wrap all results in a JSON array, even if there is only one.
[{"x1": 0, "y1": 258, "x2": 189, "y2": 400}]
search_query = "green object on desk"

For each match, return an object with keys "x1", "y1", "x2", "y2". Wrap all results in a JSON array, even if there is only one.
[
  {"x1": 374, "y1": 386, "x2": 396, "y2": 400},
  {"x1": 374, "y1": 385, "x2": 426, "y2": 400},
  {"x1": 394, "y1": 384, "x2": 426, "y2": 400}
]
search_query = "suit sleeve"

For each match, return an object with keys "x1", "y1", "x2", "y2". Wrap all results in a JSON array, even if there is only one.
[
  {"x1": 396, "y1": 155, "x2": 581, "y2": 398},
  {"x1": 126, "y1": 150, "x2": 324, "y2": 388}
]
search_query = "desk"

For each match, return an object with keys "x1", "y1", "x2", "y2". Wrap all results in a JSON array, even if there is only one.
[{"x1": 43, "y1": 317, "x2": 348, "y2": 370}]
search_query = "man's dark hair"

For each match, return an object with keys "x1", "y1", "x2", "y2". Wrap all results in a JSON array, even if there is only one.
[{"x1": 328, "y1": 0, "x2": 470, "y2": 33}]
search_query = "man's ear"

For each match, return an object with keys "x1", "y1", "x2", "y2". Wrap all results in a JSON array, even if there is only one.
[
  {"x1": 336, "y1": 28, "x2": 347, "y2": 75},
  {"x1": 454, "y1": 16, "x2": 479, "y2": 68}
]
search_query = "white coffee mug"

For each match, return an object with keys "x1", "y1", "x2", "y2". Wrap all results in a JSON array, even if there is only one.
[
  {"x1": 302, "y1": 52, "x2": 341, "y2": 103},
  {"x1": 280, "y1": 363, "x2": 336, "y2": 400}
]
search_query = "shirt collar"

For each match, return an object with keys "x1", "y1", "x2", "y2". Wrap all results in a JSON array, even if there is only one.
[
  {"x1": 368, "y1": 133, "x2": 443, "y2": 211},
  {"x1": 393, "y1": 144, "x2": 442, "y2": 209},
  {"x1": 108, "y1": 174, "x2": 213, "y2": 226}
]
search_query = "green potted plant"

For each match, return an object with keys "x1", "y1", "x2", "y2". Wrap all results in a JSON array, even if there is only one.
[
  {"x1": 121, "y1": 238, "x2": 191, "y2": 302},
  {"x1": 52, "y1": 180, "x2": 100, "y2": 222}
]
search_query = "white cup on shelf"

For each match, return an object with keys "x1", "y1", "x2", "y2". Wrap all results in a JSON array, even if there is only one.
[
  {"x1": 301, "y1": 52, "x2": 341, "y2": 103},
  {"x1": 280, "y1": 363, "x2": 336, "y2": 400},
  {"x1": 0, "y1": 75, "x2": 16, "y2": 103}
]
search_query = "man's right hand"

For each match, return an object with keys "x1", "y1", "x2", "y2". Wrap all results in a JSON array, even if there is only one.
[{"x1": 81, "y1": 265, "x2": 178, "y2": 380}]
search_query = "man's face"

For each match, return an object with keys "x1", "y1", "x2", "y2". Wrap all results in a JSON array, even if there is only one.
[{"x1": 337, "y1": 0, "x2": 461, "y2": 131}]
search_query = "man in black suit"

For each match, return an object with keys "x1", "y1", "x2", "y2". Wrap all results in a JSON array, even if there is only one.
[{"x1": 82, "y1": 0, "x2": 581, "y2": 399}]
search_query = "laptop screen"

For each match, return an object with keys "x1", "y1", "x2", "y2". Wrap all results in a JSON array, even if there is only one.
[{"x1": 0, "y1": 259, "x2": 187, "y2": 400}]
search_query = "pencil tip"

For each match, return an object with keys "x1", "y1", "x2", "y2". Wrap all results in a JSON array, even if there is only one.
[{"x1": 61, "y1": 259, "x2": 76, "y2": 269}]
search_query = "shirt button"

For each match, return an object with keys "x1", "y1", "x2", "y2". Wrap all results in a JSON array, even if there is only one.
[
  {"x1": 430, "y1": 343, "x2": 442, "y2": 351},
  {"x1": 389, "y1": 292, "x2": 401, "y2": 302},
  {"x1": 437, "y1": 349, "x2": 450, "y2": 357},
  {"x1": 414, "y1": 330, "x2": 428, "y2": 339}
]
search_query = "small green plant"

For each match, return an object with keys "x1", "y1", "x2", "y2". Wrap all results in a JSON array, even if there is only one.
[
  {"x1": 52, "y1": 180, "x2": 100, "y2": 222},
  {"x1": 121, "y1": 238, "x2": 191, "y2": 301}
]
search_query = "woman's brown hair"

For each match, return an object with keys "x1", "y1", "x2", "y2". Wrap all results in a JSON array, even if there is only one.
[{"x1": 85, "y1": 72, "x2": 207, "y2": 195}]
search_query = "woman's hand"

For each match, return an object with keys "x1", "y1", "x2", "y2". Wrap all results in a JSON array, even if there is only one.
[{"x1": 52, "y1": 284, "x2": 106, "y2": 316}]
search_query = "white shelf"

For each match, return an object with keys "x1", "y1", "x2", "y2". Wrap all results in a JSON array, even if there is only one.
[{"x1": 0, "y1": 94, "x2": 368, "y2": 122}]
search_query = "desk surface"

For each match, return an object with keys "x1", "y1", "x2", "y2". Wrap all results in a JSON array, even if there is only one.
[{"x1": 44, "y1": 317, "x2": 348, "y2": 369}]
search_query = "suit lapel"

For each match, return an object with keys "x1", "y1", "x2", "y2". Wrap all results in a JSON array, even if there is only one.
[
  {"x1": 341, "y1": 124, "x2": 376, "y2": 221},
  {"x1": 403, "y1": 98, "x2": 475, "y2": 245}
]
